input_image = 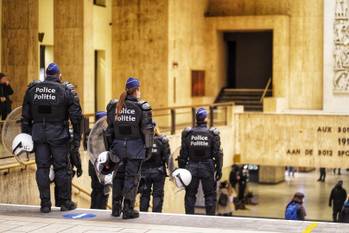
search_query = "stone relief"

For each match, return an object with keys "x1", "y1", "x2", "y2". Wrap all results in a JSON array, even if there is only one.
[{"x1": 334, "y1": 0, "x2": 349, "y2": 93}]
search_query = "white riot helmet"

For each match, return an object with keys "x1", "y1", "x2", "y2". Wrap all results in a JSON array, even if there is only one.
[
  {"x1": 12, "y1": 133, "x2": 34, "y2": 156},
  {"x1": 96, "y1": 151, "x2": 116, "y2": 175},
  {"x1": 171, "y1": 168, "x2": 192, "y2": 189}
]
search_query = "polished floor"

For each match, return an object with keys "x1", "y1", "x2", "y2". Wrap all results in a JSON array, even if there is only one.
[
  {"x1": 0, "y1": 204, "x2": 346, "y2": 233},
  {"x1": 233, "y1": 169, "x2": 349, "y2": 221}
]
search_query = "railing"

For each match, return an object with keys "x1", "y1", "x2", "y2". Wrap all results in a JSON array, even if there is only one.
[
  {"x1": 0, "y1": 160, "x2": 35, "y2": 175},
  {"x1": 0, "y1": 161, "x2": 111, "y2": 209},
  {"x1": 82, "y1": 102, "x2": 234, "y2": 136},
  {"x1": 72, "y1": 183, "x2": 111, "y2": 209},
  {"x1": 260, "y1": 77, "x2": 272, "y2": 103},
  {"x1": 152, "y1": 102, "x2": 234, "y2": 135},
  {"x1": 0, "y1": 101, "x2": 234, "y2": 159}
]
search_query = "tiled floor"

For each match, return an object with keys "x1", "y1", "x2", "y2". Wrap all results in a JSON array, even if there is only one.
[
  {"x1": 232, "y1": 169, "x2": 349, "y2": 221},
  {"x1": 0, "y1": 204, "x2": 347, "y2": 233}
]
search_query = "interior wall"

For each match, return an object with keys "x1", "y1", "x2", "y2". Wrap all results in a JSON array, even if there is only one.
[
  {"x1": 54, "y1": 0, "x2": 95, "y2": 114},
  {"x1": 1, "y1": 0, "x2": 39, "y2": 108},
  {"x1": 112, "y1": 0, "x2": 169, "y2": 108},
  {"x1": 96, "y1": 50, "x2": 106, "y2": 112},
  {"x1": 168, "y1": 0, "x2": 214, "y2": 106},
  {"x1": 0, "y1": 0, "x2": 2, "y2": 72},
  {"x1": 39, "y1": 0, "x2": 53, "y2": 46},
  {"x1": 208, "y1": 0, "x2": 324, "y2": 110},
  {"x1": 93, "y1": 0, "x2": 112, "y2": 109},
  {"x1": 83, "y1": 0, "x2": 94, "y2": 114},
  {"x1": 224, "y1": 31, "x2": 272, "y2": 89}
]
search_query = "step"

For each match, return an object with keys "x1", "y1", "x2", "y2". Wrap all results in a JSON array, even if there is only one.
[
  {"x1": 219, "y1": 96, "x2": 261, "y2": 101},
  {"x1": 0, "y1": 204, "x2": 342, "y2": 233}
]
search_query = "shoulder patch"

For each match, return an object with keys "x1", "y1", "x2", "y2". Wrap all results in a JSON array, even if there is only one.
[
  {"x1": 139, "y1": 101, "x2": 151, "y2": 111},
  {"x1": 107, "y1": 99, "x2": 118, "y2": 111},
  {"x1": 160, "y1": 135, "x2": 169, "y2": 144},
  {"x1": 182, "y1": 127, "x2": 192, "y2": 137},
  {"x1": 209, "y1": 127, "x2": 220, "y2": 136},
  {"x1": 27, "y1": 80, "x2": 41, "y2": 89},
  {"x1": 63, "y1": 81, "x2": 78, "y2": 96}
]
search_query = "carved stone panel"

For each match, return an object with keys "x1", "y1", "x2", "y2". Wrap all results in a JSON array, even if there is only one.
[{"x1": 333, "y1": 0, "x2": 349, "y2": 93}]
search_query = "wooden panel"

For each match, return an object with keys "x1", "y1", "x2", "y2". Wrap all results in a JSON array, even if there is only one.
[
  {"x1": 191, "y1": 70, "x2": 205, "y2": 97},
  {"x1": 238, "y1": 113, "x2": 349, "y2": 168}
]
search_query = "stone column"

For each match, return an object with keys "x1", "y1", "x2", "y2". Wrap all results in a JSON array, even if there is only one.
[
  {"x1": 1, "y1": 0, "x2": 39, "y2": 107},
  {"x1": 112, "y1": 0, "x2": 169, "y2": 108},
  {"x1": 54, "y1": 0, "x2": 94, "y2": 113},
  {"x1": 259, "y1": 166, "x2": 285, "y2": 184}
]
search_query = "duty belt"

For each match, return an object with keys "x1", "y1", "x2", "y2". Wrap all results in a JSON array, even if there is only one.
[{"x1": 188, "y1": 158, "x2": 212, "y2": 163}]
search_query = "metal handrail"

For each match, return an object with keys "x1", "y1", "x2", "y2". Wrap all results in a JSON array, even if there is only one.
[
  {"x1": 0, "y1": 160, "x2": 35, "y2": 171},
  {"x1": 0, "y1": 161, "x2": 111, "y2": 209},
  {"x1": 260, "y1": 77, "x2": 272, "y2": 103},
  {"x1": 82, "y1": 102, "x2": 234, "y2": 135},
  {"x1": 72, "y1": 183, "x2": 111, "y2": 209},
  {"x1": 83, "y1": 102, "x2": 234, "y2": 117}
]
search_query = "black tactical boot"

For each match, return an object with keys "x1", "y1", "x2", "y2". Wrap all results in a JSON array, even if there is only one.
[
  {"x1": 112, "y1": 200, "x2": 122, "y2": 217},
  {"x1": 60, "y1": 200, "x2": 77, "y2": 211},
  {"x1": 40, "y1": 206, "x2": 51, "y2": 213},
  {"x1": 122, "y1": 200, "x2": 139, "y2": 219},
  {"x1": 205, "y1": 206, "x2": 216, "y2": 216}
]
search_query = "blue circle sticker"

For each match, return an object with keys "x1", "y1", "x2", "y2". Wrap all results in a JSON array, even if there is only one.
[{"x1": 63, "y1": 213, "x2": 96, "y2": 219}]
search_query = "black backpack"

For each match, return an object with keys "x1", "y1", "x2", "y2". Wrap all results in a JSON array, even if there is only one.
[{"x1": 218, "y1": 192, "x2": 229, "y2": 206}]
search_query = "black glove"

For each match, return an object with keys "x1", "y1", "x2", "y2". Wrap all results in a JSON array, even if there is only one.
[
  {"x1": 70, "y1": 143, "x2": 82, "y2": 177},
  {"x1": 145, "y1": 148, "x2": 152, "y2": 160},
  {"x1": 215, "y1": 169, "x2": 222, "y2": 181},
  {"x1": 178, "y1": 158, "x2": 187, "y2": 169}
]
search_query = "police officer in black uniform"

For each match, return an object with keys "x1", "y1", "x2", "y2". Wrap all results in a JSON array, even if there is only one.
[
  {"x1": 139, "y1": 122, "x2": 170, "y2": 212},
  {"x1": 178, "y1": 107, "x2": 222, "y2": 215},
  {"x1": 21, "y1": 63, "x2": 82, "y2": 213},
  {"x1": 105, "y1": 77, "x2": 153, "y2": 219},
  {"x1": 89, "y1": 111, "x2": 110, "y2": 209}
]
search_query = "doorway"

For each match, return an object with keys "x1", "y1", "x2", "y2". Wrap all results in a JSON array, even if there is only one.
[
  {"x1": 94, "y1": 50, "x2": 106, "y2": 113},
  {"x1": 225, "y1": 31, "x2": 273, "y2": 89}
]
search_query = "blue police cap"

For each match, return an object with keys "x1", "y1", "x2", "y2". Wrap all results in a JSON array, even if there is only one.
[
  {"x1": 196, "y1": 107, "x2": 208, "y2": 121},
  {"x1": 46, "y1": 63, "x2": 60, "y2": 76},
  {"x1": 126, "y1": 77, "x2": 140, "y2": 90},
  {"x1": 96, "y1": 111, "x2": 107, "y2": 121}
]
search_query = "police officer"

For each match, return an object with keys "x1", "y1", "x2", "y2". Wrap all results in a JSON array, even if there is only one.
[
  {"x1": 89, "y1": 111, "x2": 110, "y2": 209},
  {"x1": 178, "y1": 107, "x2": 222, "y2": 215},
  {"x1": 105, "y1": 77, "x2": 153, "y2": 219},
  {"x1": 21, "y1": 63, "x2": 82, "y2": 213},
  {"x1": 139, "y1": 123, "x2": 170, "y2": 212}
]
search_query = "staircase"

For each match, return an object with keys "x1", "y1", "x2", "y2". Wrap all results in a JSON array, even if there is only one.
[{"x1": 215, "y1": 88, "x2": 272, "y2": 112}]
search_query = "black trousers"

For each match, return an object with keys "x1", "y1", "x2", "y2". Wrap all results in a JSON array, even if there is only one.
[
  {"x1": 319, "y1": 170, "x2": 326, "y2": 181},
  {"x1": 89, "y1": 161, "x2": 109, "y2": 209},
  {"x1": 139, "y1": 169, "x2": 165, "y2": 212},
  {"x1": 35, "y1": 142, "x2": 71, "y2": 207},
  {"x1": 185, "y1": 161, "x2": 216, "y2": 215},
  {"x1": 0, "y1": 102, "x2": 10, "y2": 120},
  {"x1": 333, "y1": 207, "x2": 342, "y2": 222},
  {"x1": 238, "y1": 183, "x2": 246, "y2": 201},
  {"x1": 112, "y1": 159, "x2": 142, "y2": 208}
]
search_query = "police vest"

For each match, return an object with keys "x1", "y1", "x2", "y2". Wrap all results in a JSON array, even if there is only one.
[
  {"x1": 142, "y1": 136, "x2": 164, "y2": 169},
  {"x1": 113, "y1": 100, "x2": 142, "y2": 140},
  {"x1": 29, "y1": 81, "x2": 67, "y2": 123},
  {"x1": 188, "y1": 128, "x2": 212, "y2": 161}
]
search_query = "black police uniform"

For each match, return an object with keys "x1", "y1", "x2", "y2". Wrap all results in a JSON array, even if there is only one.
[
  {"x1": 89, "y1": 160, "x2": 110, "y2": 209},
  {"x1": 178, "y1": 123, "x2": 222, "y2": 215},
  {"x1": 21, "y1": 76, "x2": 82, "y2": 211},
  {"x1": 139, "y1": 135, "x2": 170, "y2": 212},
  {"x1": 105, "y1": 95, "x2": 153, "y2": 218}
]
